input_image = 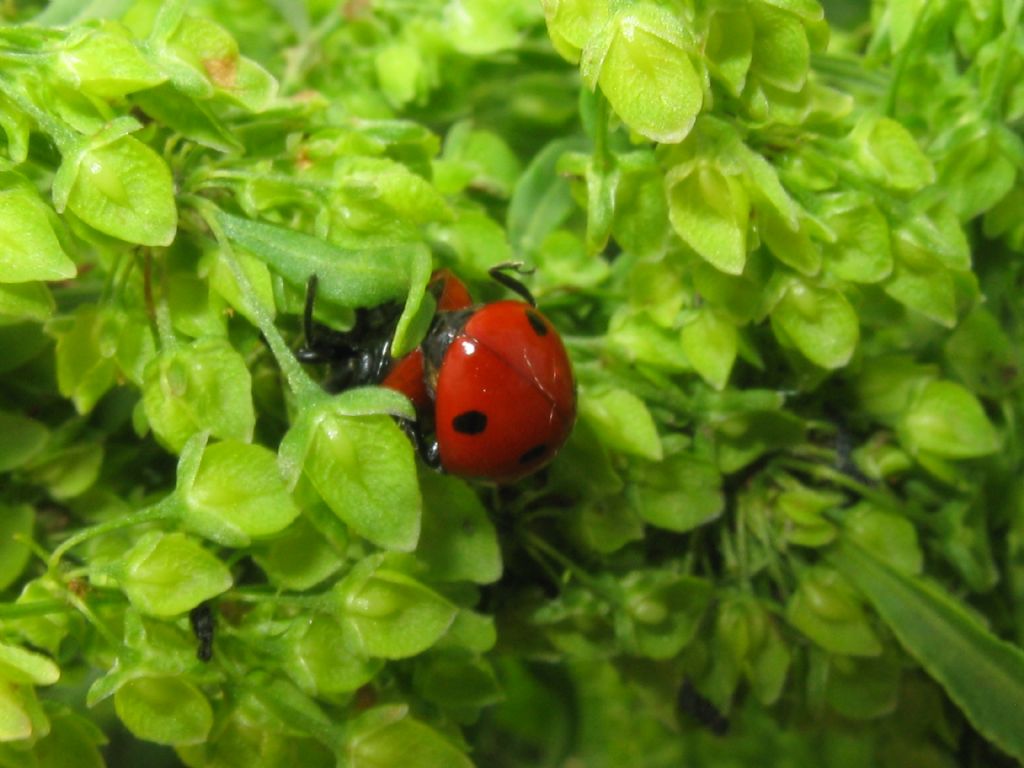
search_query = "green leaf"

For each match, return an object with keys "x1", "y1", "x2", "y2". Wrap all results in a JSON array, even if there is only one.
[
  {"x1": 284, "y1": 613, "x2": 381, "y2": 696},
  {"x1": 445, "y1": 0, "x2": 532, "y2": 55},
  {"x1": 414, "y1": 654, "x2": 503, "y2": 719},
  {"x1": 114, "y1": 531, "x2": 233, "y2": 617},
  {"x1": 507, "y1": 137, "x2": 587, "y2": 256},
  {"x1": 579, "y1": 387, "x2": 662, "y2": 460},
  {"x1": 825, "y1": 651, "x2": 902, "y2": 720},
  {"x1": 750, "y1": 2, "x2": 811, "y2": 92},
  {"x1": 939, "y1": 128, "x2": 1017, "y2": 220},
  {"x1": 611, "y1": 164, "x2": 670, "y2": 258},
  {"x1": 0, "y1": 640, "x2": 60, "y2": 685},
  {"x1": 842, "y1": 502, "x2": 922, "y2": 575},
  {"x1": 852, "y1": 116, "x2": 935, "y2": 191},
  {"x1": 142, "y1": 336, "x2": 255, "y2": 453},
  {"x1": 161, "y1": 13, "x2": 277, "y2": 110},
  {"x1": 344, "y1": 157, "x2": 451, "y2": 227},
  {"x1": 63, "y1": 135, "x2": 177, "y2": 246},
  {"x1": 902, "y1": 209, "x2": 971, "y2": 272},
  {"x1": 832, "y1": 539, "x2": 1024, "y2": 762},
  {"x1": 0, "y1": 93, "x2": 31, "y2": 164},
  {"x1": 705, "y1": 9, "x2": 754, "y2": 95},
  {"x1": 417, "y1": 472, "x2": 502, "y2": 584},
  {"x1": 30, "y1": 440, "x2": 107, "y2": 500},
  {"x1": 882, "y1": 252, "x2": 957, "y2": 328},
  {"x1": 818, "y1": 192, "x2": 892, "y2": 283},
  {"x1": 536, "y1": 229, "x2": 610, "y2": 289},
  {"x1": 628, "y1": 446, "x2": 723, "y2": 533},
  {"x1": 900, "y1": 380, "x2": 1000, "y2": 459},
  {"x1": 758, "y1": 207, "x2": 821, "y2": 276},
  {"x1": 114, "y1": 676, "x2": 212, "y2": 746},
  {"x1": 771, "y1": 280, "x2": 859, "y2": 369},
  {"x1": 0, "y1": 175, "x2": 75, "y2": 283},
  {"x1": 0, "y1": 412, "x2": 48, "y2": 472},
  {"x1": 855, "y1": 354, "x2": 937, "y2": 425},
  {"x1": 215, "y1": 211, "x2": 431, "y2": 355},
  {"x1": 542, "y1": 0, "x2": 612, "y2": 63},
  {"x1": 375, "y1": 41, "x2": 422, "y2": 108},
  {"x1": 252, "y1": 516, "x2": 343, "y2": 591},
  {"x1": 0, "y1": 504, "x2": 34, "y2": 591},
  {"x1": 777, "y1": 478, "x2": 841, "y2": 547},
  {"x1": 204, "y1": 245, "x2": 276, "y2": 325},
  {"x1": 132, "y1": 84, "x2": 241, "y2": 152},
  {"x1": 0, "y1": 282, "x2": 54, "y2": 321},
  {"x1": 582, "y1": 4, "x2": 703, "y2": 143},
  {"x1": 680, "y1": 308, "x2": 737, "y2": 390},
  {"x1": 886, "y1": 0, "x2": 927, "y2": 52},
  {"x1": 346, "y1": 706, "x2": 474, "y2": 768},
  {"x1": 51, "y1": 305, "x2": 120, "y2": 414},
  {"x1": 433, "y1": 211, "x2": 514, "y2": 282},
  {"x1": 666, "y1": 163, "x2": 749, "y2": 275},
  {"x1": 335, "y1": 558, "x2": 457, "y2": 659},
  {"x1": 54, "y1": 22, "x2": 165, "y2": 99},
  {"x1": 619, "y1": 571, "x2": 713, "y2": 658},
  {"x1": 0, "y1": 682, "x2": 39, "y2": 742},
  {"x1": 945, "y1": 307, "x2": 1020, "y2": 397},
  {"x1": 220, "y1": 57, "x2": 277, "y2": 112},
  {"x1": 241, "y1": 673, "x2": 342, "y2": 751},
  {"x1": 30, "y1": 708, "x2": 107, "y2": 768},
  {"x1": 437, "y1": 610, "x2": 497, "y2": 654},
  {"x1": 442, "y1": 122, "x2": 522, "y2": 199},
  {"x1": 179, "y1": 437, "x2": 300, "y2": 547},
  {"x1": 5, "y1": 579, "x2": 73, "y2": 656},
  {"x1": 281, "y1": 404, "x2": 421, "y2": 552},
  {"x1": 786, "y1": 566, "x2": 882, "y2": 657},
  {"x1": 608, "y1": 308, "x2": 690, "y2": 371}
]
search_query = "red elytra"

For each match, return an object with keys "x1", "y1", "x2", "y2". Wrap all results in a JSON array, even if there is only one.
[
  {"x1": 433, "y1": 301, "x2": 576, "y2": 482},
  {"x1": 378, "y1": 268, "x2": 575, "y2": 483}
]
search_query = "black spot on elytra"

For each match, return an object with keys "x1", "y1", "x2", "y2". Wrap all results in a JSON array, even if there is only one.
[
  {"x1": 519, "y1": 443, "x2": 547, "y2": 464},
  {"x1": 525, "y1": 309, "x2": 548, "y2": 336},
  {"x1": 453, "y1": 410, "x2": 487, "y2": 435}
]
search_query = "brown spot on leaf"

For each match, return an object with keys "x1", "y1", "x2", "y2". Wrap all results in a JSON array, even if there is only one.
[
  {"x1": 203, "y1": 56, "x2": 238, "y2": 88},
  {"x1": 344, "y1": 0, "x2": 371, "y2": 20}
]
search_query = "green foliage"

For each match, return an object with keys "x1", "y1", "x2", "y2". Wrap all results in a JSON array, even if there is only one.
[{"x1": 0, "y1": 0, "x2": 1023, "y2": 766}]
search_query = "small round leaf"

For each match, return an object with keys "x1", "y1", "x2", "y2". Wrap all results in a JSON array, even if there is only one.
[
  {"x1": 114, "y1": 676, "x2": 212, "y2": 746},
  {"x1": 116, "y1": 531, "x2": 232, "y2": 617},
  {"x1": 583, "y1": 4, "x2": 703, "y2": 143},
  {"x1": 181, "y1": 440, "x2": 300, "y2": 546}
]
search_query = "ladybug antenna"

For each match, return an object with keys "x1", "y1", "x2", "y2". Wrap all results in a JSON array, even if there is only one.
[{"x1": 488, "y1": 261, "x2": 536, "y2": 306}]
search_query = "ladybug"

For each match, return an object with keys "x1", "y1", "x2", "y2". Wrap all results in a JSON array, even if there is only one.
[{"x1": 296, "y1": 264, "x2": 576, "y2": 483}]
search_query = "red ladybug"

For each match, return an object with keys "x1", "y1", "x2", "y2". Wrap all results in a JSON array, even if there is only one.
[{"x1": 298, "y1": 266, "x2": 576, "y2": 483}]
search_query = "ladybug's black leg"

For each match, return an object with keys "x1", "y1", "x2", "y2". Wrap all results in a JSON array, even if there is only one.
[
  {"x1": 296, "y1": 274, "x2": 363, "y2": 365},
  {"x1": 396, "y1": 418, "x2": 443, "y2": 472},
  {"x1": 488, "y1": 261, "x2": 536, "y2": 306},
  {"x1": 296, "y1": 275, "x2": 326, "y2": 363}
]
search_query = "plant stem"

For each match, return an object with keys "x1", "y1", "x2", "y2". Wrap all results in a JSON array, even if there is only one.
[
  {"x1": 984, "y1": 0, "x2": 1023, "y2": 118},
  {"x1": 0, "y1": 599, "x2": 69, "y2": 618},
  {"x1": 0, "y1": 71, "x2": 77, "y2": 152},
  {"x1": 883, "y1": 0, "x2": 933, "y2": 116},
  {"x1": 48, "y1": 495, "x2": 179, "y2": 570},
  {"x1": 523, "y1": 531, "x2": 622, "y2": 605},
  {"x1": 145, "y1": 248, "x2": 178, "y2": 351},
  {"x1": 192, "y1": 199, "x2": 322, "y2": 402},
  {"x1": 66, "y1": 591, "x2": 122, "y2": 648}
]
